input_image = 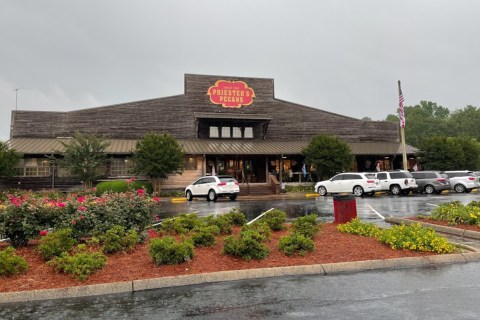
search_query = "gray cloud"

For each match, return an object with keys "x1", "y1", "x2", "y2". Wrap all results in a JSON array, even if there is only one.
[{"x1": 1, "y1": 0, "x2": 479, "y2": 140}]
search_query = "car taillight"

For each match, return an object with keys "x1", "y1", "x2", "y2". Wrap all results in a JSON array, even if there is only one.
[
  {"x1": 367, "y1": 180, "x2": 375, "y2": 183},
  {"x1": 217, "y1": 182, "x2": 227, "y2": 186},
  {"x1": 235, "y1": 182, "x2": 239, "y2": 185},
  {"x1": 436, "y1": 178, "x2": 446, "y2": 182},
  {"x1": 468, "y1": 177, "x2": 476, "y2": 181}
]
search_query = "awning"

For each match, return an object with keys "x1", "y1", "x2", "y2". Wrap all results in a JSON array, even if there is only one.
[{"x1": 8, "y1": 138, "x2": 417, "y2": 156}]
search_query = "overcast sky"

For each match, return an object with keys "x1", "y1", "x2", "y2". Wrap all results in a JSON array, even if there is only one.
[{"x1": 1, "y1": 0, "x2": 479, "y2": 141}]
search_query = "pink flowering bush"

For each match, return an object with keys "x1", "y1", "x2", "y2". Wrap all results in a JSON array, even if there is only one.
[{"x1": 0, "y1": 190, "x2": 160, "y2": 246}]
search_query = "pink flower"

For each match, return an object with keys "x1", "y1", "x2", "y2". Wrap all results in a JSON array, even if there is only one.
[
  {"x1": 154, "y1": 215, "x2": 161, "y2": 221},
  {"x1": 148, "y1": 229, "x2": 156, "y2": 238},
  {"x1": 39, "y1": 230, "x2": 48, "y2": 236},
  {"x1": 126, "y1": 177, "x2": 135, "y2": 184},
  {"x1": 57, "y1": 202, "x2": 65, "y2": 207},
  {"x1": 77, "y1": 196, "x2": 86, "y2": 203},
  {"x1": 136, "y1": 189, "x2": 145, "y2": 196},
  {"x1": 77, "y1": 206, "x2": 87, "y2": 211},
  {"x1": 92, "y1": 187, "x2": 97, "y2": 191},
  {"x1": 153, "y1": 197, "x2": 160, "y2": 203},
  {"x1": 79, "y1": 215, "x2": 85, "y2": 220},
  {"x1": 71, "y1": 219, "x2": 76, "y2": 225}
]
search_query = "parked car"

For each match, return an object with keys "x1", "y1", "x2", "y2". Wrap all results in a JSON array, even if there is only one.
[
  {"x1": 441, "y1": 170, "x2": 479, "y2": 193},
  {"x1": 315, "y1": 172, "x2": 381, "y2": 197},
  {"x1": 185, "y1": 175, "x2": 240, "y2": 201},
  {"x1": 410, "y1": 171, "x2": 450, "y2": 194},
  {"x1": 374, "y1": 170, "x2": 418, "y2": 195}
]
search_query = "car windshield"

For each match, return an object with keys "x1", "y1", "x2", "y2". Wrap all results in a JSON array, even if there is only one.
[{"x1": 219, "y1": 176, "x2": 237, "y2": 183}]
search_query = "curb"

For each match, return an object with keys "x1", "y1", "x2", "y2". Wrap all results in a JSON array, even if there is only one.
[
  {"x1": 2, "y1": 252, "x2": 480, "y2": 305},
  {"x1": 385, "y1": 217, "x2": 480, "y2": 240}
]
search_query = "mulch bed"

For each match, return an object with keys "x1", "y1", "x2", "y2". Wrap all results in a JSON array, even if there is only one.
[
  {"x1": 0, "y1": 223, "x2": 435, "y2": 293},
  {"x1": 408, "y1": 217, "x2": 480, "y2": 232}
]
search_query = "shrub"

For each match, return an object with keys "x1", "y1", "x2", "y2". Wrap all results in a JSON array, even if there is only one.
[
  {"x1": 94, "y1": 225, "x2": 140, "y2": 253},
  {"x1": 0, "y1": 247, "x2": 29, "y2": 276},
  {"x1": 261, "y1": 209, "x2": 287, "y2": 231},
  {"x1": 190, "y1": 225, "x2": 220, "y2": 247},
  {"x1": 160, "y1": 214, "x2": 203, "y2": 234},
  {"x1": 430, "y1": 201, "x2": 480, "y2": 226},
  {"x1": 337, "y1": 218, "x2": 381, "y2": 238},
  {"x1": 37, "y1": 229, "x2": 78, "y2": 260},
  {"x1": 292, "y1": 214, "x2": 321, "y2": 239},
  {"x1": 149, "y1": 236, "x2": 195, "y2": 265},
  {"x1": 223, "y1": 229, "x2": 269, "y2": 260},
  {"x1": 48, "y1": 244, "x2": 107, "y2": 281},
  {"x1": 278, "y1": 233, "x2": 315, "y2": 256},
  {"x1": 223, "y1": 209, "x2": 247, "y2": 226},
  {"x1": 95, "y1": 180, "x2": 128, "y2": 195},
  {"x1": 378, "y1": 223, "x2": 456, "y2": 254},
  {"x1": 240, "y1": 222, "x2": 271, "y2": 241},
  {"x1": 203, "y1": 215, "x2": 234, "y2": 234},
  {"x1": 285, "y1": 185, "x2": 315, "y2": 193}
]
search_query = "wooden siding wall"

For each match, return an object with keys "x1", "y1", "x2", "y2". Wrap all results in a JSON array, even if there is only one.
[{"x1": 11, "y1": 74, "x2": 399, "y2": 143}]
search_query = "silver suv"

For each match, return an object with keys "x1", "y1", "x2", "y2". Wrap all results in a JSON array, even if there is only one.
[
  {"x1": 410, "y1": 171, "x2": 450, "y2": 194},
  {"x1": 375, "y1": 170, "x2": 418, "y2": 195},
  {"x1": 442, "y1": 171, "x2": 479, "y2": 193}
]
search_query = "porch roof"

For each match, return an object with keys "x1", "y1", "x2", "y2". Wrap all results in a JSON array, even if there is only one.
[{"x1": 8, "y1": 138, "x2": 418, "y2": 156}]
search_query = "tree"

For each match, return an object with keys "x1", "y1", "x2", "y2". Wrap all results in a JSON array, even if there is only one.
[
  {"x1": 417, "y1": 136, "x2": 480, "y2": 170},
  {"x1": 0, "y1": 141, "x2": 19, "y2": 177},
  {"x1": 58, "y1": 133, "x2": 110, "y2": 189},
  {"x1": 302, "y1": 134, "x2": 354, "y2": 180},
  {"x1": 132, "y1": 132, "x2": 184, "y2": 194}
]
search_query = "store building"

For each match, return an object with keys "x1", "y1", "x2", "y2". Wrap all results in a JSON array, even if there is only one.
[{"x1": 5, "y1": 74, "x2": 416, "y2": 192}]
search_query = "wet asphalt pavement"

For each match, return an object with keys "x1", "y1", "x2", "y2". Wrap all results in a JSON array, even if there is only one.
[{"x1": 2, "y1": 192, "x2": 480, "y2": 319}]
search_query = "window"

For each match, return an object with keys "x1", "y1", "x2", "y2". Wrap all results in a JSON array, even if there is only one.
[
  {"x1": 221, "y1": 127, "x2": 231, "y2": 138},
  {"x1": 331, "y1": 175, "x2": 343, "y2": 181},
  {"x1": 109, "y1": 158, "x2": 133, "y2": 176},
  {"x1": 209, "y1": 126, "x2": 219, "y2": 138},
  {"x1": 15, "y1": 158, "x2": 51, "y2": 177},
  {"x1": 232, "y1": 127, "x2": 242, "y2": 138},
  {"x1": 377, "y1": 173, "x2": 387, "y2": 180},
  {"x1": 184, "y1": 156, "x2": 197, "y2": 170},
  {"x1": 244, "y1": 127, "x2": 253, "y2": 138}
]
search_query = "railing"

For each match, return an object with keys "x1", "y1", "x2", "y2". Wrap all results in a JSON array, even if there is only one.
[{"x1": 268, "y1": 174, "x2": 281, "y2": 194}]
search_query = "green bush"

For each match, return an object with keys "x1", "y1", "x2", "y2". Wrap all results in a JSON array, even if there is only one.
[
  {"x1": 223, "y1": 209, "x2": 247, "y2": 226},
  {"x1": 203, "y1": 215, "x2": 234, "y2": 234},
  {"x1": 278, "y1": 233, "x2": 315, "y2": 256},
  {"x1": 223, "y1": 229, "x2": 269, "y2": 260},
  {"x1": 95, "y1": 180, "x2": 153, "y2": 196},
  {"x1": 240, "y1": 222, "x2": 271, "y2": 241},
  {"x1": 378, "y1": 223, "x2": 456, "y2": 254},
  {"x1": 94, "y1": 225, "x2": 140, "y2": 253},
  {"x1": 160, "y1": 214, "x2": 203, "y2": 234},
  {"x1": 190, "y1": 225, "x2": 220, "y2": 247},
  {"x1": 149, "y1": 236, "x2": 195, "y2": 265},
  {"x1": 37, "y1": 229, "x2": 77, "y2": 260},
  {"x1": 0, "y1": 247, "x2": 29, "y2": 276},
  {"x1": 430, "y1": 201, "x2": 480, "y2": 226},
  {"x1": 337, "y1": 218, "x2": 381, "y2": 238},
  {"x1": 48, "y1": 244, "x2": 107, "y2": 281},
  {"x1": 285, "y1": 185, "x2": 315, "y2": 193},
  {"x1": 292, "y1": 214, "x2": 321, "y2": 239},
  {"x1": 262, "y1": 209, "x2": 287, "y2": 231}
]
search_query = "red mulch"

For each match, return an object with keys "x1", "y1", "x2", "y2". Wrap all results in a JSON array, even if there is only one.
[
  {"x1": 0, "y1": 223, "x2": 435, "y2": 293},
  {"x1": 408, "y1": 217, "x2": 480, "y2": 232}
]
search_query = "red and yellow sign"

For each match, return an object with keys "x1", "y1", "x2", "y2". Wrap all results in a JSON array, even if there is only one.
[{"x1": 207, "y1": 80, "x2": 255, "y2": 108}]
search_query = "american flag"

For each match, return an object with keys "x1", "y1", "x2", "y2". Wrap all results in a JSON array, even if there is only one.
[{"x1": 398, "y1": 80, "x2": 405, "y2": 128}]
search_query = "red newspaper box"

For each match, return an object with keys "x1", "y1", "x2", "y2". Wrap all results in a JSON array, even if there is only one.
[{"x1": 333, "y1": 194, "x2": 357, "y2": 223}]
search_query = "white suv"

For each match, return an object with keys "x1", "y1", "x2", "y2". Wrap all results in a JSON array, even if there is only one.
[
  {"x1": 315, "y1": 172, "x2": 381, "y2": 197},
  {"x1": 442, "y1": 171, "x2": 479, "y2": 193},
  {"x1": 375, "y1": 170, "x2": 418, "y2": 195},
  {"x1": 185, "y1": 175, "x2": 240, "y2": 201}
]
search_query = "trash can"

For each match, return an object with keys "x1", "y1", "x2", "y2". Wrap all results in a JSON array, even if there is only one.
[{"x1": 333, "y1": 194, "x2": 357, "y2": 224}]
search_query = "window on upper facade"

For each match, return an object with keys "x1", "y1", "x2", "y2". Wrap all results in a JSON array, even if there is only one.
[
  {"x1": 209, "y1": 126, "x2": 219, "y2": 138},
  {"x1": 184, "y1": 156, "x2": 197, "y2": 170},
  {"x1": 244, "y1": 127, "x2": 253, "y2": 138},
  {"x1": 15, "y1": 158, "x2": 51, "y2": 177},
  {"x1": 232, "y1": 127, "x2": 242, "y2": 138},
  {"x1": 221, "y1": 127, "x2": 231, "y2": 138}
]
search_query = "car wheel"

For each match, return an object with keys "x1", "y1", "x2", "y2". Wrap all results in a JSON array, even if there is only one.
[
  {"x1": 424, "y1": 185, "x2": 435, "y2": 194},
  {"x1": 353, "y1": 185, "x2": 364, "y2": 197},
  {"x1": 229, "y1": 194, "x2": 237, "y2": 201},
  {"x1": 390, "y1": 185, "x2": 401, "y2": 195},
  {"x1": 186, "y1": 190, "x2": 193, "y2": 201},
  {"x1": 207, "y1": 189, "x2": 217, "y2": 201},
  {"x1": 454, "y1": 184, "x2": 466, "y2": 193},
  {"x1": 318, "y1": 186, "x2": 327, "y2": 196}
]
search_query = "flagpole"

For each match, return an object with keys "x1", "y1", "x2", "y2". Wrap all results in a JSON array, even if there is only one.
[{"x1": 398, "y1": 81, "x2": 408, "y2": 170}]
